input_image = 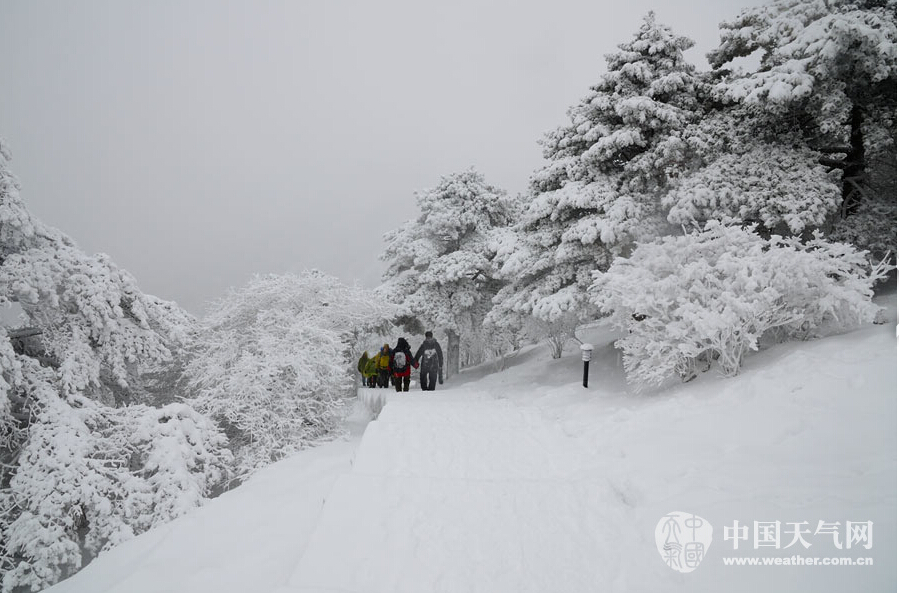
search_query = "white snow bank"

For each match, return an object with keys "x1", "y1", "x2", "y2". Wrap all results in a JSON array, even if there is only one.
[{"x1": 44, "y1": 403, "x2": 370, "y2": 593}]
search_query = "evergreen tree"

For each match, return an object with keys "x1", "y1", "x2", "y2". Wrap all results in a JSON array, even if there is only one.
[
  {"x1": 490, "y1": 13, "x2": 701, "y2": 330},
  {"x1": 379, "y1": 169, "x2": 514, "y2": 377}
]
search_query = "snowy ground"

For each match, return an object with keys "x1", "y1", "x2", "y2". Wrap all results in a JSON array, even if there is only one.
[{"x1": 47, "y1": 294, "x2": 896, "y2": 592}]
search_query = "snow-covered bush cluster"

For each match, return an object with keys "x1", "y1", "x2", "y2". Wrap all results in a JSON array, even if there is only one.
[
  {"x1": 2, "y1": 399, "x2": 230, "y2": 591},
  {"x1": 185, "y1": 271, "x2": 396, "y2": 478},
  {"x1": 657, "y1": 96, "x2": 844, "y2": 236},
  {"x1": 664, "y1": 136, "x2": 842, "y2": 234},
  {"x1": 592, "y1": 223, "x2": 890, "y2": 388}
]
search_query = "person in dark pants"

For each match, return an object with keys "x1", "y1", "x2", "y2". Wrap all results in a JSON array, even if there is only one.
[
  {"x1": 413, "y1": 331, "x2": 444, "y2": 391},
  {"x1": 390, "y1": 337, "x2": 416, "y2": 392},
  {"x1": 373, "y1": 343, "x2": 392, "y2": 388}
]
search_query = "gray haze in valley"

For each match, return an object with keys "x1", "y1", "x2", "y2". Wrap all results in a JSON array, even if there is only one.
[{"x1": 0, "y1": 0, "x2": 760, "y2": 316}]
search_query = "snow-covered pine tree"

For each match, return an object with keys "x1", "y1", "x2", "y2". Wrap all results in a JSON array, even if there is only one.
[
  {"x1": 185, "y1": 271, "x2": 396, "y2": 477},
  {"x1": 708, "y1": 0, "x2": 897, "y2": 229},
  {"x1": 489, "y1": 13, "x2": 701, "y2": 335},
  {"x1": 378, "y1": 169, "x2": 515, "y2": 377},
  {"x1": 0, "y1": 140, "x2": 230, "y2": 592}
]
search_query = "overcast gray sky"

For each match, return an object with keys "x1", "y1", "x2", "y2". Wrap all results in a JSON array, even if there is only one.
[{"x1": 0, "y1": 0, "x2": 760, "y2": 315}]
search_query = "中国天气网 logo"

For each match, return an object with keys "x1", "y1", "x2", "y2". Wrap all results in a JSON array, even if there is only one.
[
  {"x1": 655, "y1": 512, "x2": 713, "y2": 573},
  {"x1": 656, "y1": 514, "x2": 874, "y2": 572}
]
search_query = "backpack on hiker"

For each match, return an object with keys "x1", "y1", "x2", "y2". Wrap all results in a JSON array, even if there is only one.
[
  {"x1": 422, "y1": 348, "x2": 437, "y2": 365},
  {"x1": 393, "y1": 351, "x2": 407, "y2": 371}
]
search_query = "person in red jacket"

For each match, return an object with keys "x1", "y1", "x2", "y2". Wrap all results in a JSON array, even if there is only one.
[{"x1": 390, "y1": 337, "x2": 416, "y2": 392}]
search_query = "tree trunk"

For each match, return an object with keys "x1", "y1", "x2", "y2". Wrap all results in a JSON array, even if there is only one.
[
  {"x1": 841, "y1": 103, "x2": 866, "y2": 218},
  {"x1": 445, "y1": 329, "x2": 460, "y2": 380},
  {"x1": 351, "y1": 363, "x2": 361, "y2": 396},
  {"x1": 348, "y1": 339, "x2": 363, "y2": 397}
]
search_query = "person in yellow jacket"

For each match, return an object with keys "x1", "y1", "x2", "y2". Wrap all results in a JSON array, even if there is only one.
[
  {"x1": 357, "y1": 351, "x2": 371, "y2": 387},
  {"x1": 372, "y1": 344, "x2": 392, "y2": 388},
  {"x1": 363, "y1": 355, "x2": 379, "y2": 387}
]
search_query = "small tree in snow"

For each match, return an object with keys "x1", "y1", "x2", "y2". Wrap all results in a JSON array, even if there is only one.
[
  {"x1": 379, "y1": 169, "x2": 514, "y2": 377},
  {"x1": 592, "y1": 222, "x2": 889, "y2": 389},
  {"x1": 185, "y1": 271, "x2": 394, "y2": 477}
]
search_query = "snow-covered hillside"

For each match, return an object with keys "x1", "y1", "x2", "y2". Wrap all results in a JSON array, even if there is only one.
[{"x1": 46, "y1": 294, "x2": 897, "y2": 593}]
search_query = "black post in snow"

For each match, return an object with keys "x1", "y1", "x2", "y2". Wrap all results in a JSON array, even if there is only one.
[{"x1": 581, "y1": 343, "x2": 593, "y2": 388}]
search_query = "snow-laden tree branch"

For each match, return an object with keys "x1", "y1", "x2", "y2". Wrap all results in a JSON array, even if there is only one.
[{"x1": 708, "y1": 0, "x2": 897, "y2": 220}]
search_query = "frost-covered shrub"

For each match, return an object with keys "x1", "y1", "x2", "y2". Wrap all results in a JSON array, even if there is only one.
[
  {"x1": 1, "y1": 396, "x2": 230, "y2": 592},
  {"x1": 592, "y1": 223, "x2": 889, "y2": 388},
  {"x1": 186, "y1": 272, "x2": 389, "y2": 477}
]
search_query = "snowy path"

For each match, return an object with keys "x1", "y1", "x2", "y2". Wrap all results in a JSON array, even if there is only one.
[
  {"x1": 284, "y1": 312, "x2": 897, "y2": 592},
  {"x1": 286, "y1": 394, "x2": 627, "y2": 593}
]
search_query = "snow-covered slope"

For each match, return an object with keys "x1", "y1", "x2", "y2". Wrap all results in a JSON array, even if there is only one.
[{"x1": 47, "y1": 295, "x2": 897, "y2": 593}]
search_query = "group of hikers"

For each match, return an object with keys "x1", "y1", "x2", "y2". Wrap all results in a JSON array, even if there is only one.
[{"x1": 357, "y1": 331, "x2": 445, "y2": 392}]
